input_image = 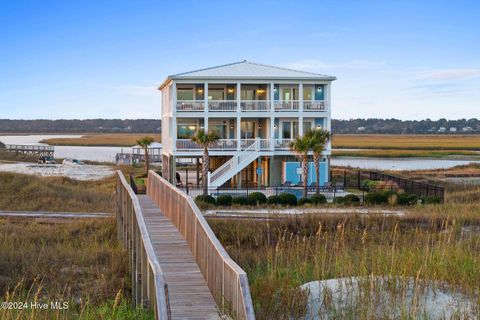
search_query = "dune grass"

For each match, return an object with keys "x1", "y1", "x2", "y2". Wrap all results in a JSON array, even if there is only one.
[
  {"x1": 0, "y1": 150, "x2": 39, "y2": 163},
  {"x1": 40, "y1": 133, "x2": 161, "y2": 147},
  {"x1": 0, "y1": 218, "x2": 152, "y2": 319},
  {"x1": 209, "y1": 197, "x2": 480, "y2": 319},
  {"x1": 333, "y1": 134, "x2": 480, "y2": 150},
  {"x1": 0, "y1": 172, "x2": 115, "y2": 212}
]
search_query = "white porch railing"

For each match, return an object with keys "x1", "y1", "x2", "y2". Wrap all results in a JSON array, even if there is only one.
[
  {"x1": 304, "y1": 101, "x2": 326, "y2": 111},
  {"x1": 274, "y1": 139, "x2": 293, "y2": 150},
  {"x1": 208, "y1": 100, "x2": 237, "y2": 111},
  {"x1": 274, "y1": 100, "x2": 299, "y2": 111},
  {"x1": 176, "y1": 100, "x2": 205, "y2": 112},
  {"x1": 176, "y1": 139, "x2": 238, "y2": 150},
  {"x1": 240, "y1": 100, "x2": 270, "y2": 111},
  {"x1": 177, "y1": 138, "x2": 296, "y2": 151}
]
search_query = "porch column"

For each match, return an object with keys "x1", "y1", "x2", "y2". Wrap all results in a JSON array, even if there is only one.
[
  {"x1": 270, "y1": 82, "x2": 275, "y2": 112},
  {"x1": 299, "y1": 116, "x2": 304, "y2": 136},
  {"x1": 270, "y1": 117, "x2": 275, "y2": 151},
  {"x1": 204, "y1": 82, "x2": 208, "y2": 131},
  {"x1": 326, "y1": 83, "x2": 332, "y2": 150},
  {"x1": 236, "y1": 82, "x2": 241, "y2": 112},
  {"x1": 299, "y1": 82, "x2": 304, "y2": 112},
  {"x1": 236, "y1": 116, "x2": 241, "y2": 151},
  {"x1": 172, "y1": 82, "x2": 177, "y2": 151}
]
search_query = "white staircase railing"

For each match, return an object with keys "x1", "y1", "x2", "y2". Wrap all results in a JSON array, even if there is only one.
[{"x1": 209, "y1": 140, "x2": 260, "y2": 188}]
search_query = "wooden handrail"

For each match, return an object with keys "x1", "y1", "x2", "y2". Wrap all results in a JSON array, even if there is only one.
[
  {"x1": 147, "y1": 170, "x2": 255, "y2": 320},
  {"x1": 116, "y1": 171, "x2": 171, "y2": 319}
]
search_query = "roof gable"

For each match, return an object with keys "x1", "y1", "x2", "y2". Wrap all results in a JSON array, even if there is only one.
[{"x1": 167, "y1": 60, "x2": 335, "y2": 80}]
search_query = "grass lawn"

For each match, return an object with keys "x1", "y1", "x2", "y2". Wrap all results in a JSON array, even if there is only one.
[
  {"x1": 40, "y1": 133, "x2": 161, "y2": 147},
  {"x1": 333, "y1": 149, "x2": 480, "y2": 158}
]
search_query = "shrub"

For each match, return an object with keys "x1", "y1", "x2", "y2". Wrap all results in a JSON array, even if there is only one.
[
  {"x1": 334, "y1": 196, "x2": 345, "y2": 204},
  {"x1": 298, "y1": 198, "x2": 312, "y2": 206},
  {"x1": 267, "y1": 195, "x2": 280, "y2": 205},
  {"x1": 216, "y1": 195, "x2": 233, "y2": 206},
  {"x1": 247, "y1": 192, "x2": 267, "y2": 205},
  {"x1": 397, "y1": 193, "x2": 418, "y2": 205},
  {"x1": 310, "y1": 194, "x2": 327, "y2": 204},
  {"x1": 364, "y1": 192, "x2": 388, "y2": 205},
  {"x1": 421, "y1": 195, "x2": 441, "y2": 204},
  {"x1": 344, "y1": 194, "x2": 360, "y2": 205},
  {"x1": 382, "y1": 191, "x2": 398, "y2": 205},
  {"x1": 195, "y1": 195, "x2": 216, "y2": 206},
  {"x1": 232, "y1": 196, "x2": 248, "y2": 206},
  {"x1": 278, "y1": 193, "x2": 297, "y2": 206}
]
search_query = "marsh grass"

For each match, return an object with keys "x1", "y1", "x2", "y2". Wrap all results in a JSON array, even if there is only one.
[
  {"x1": 333, "y1": 134, "x2": 480, "y2": 150},
  {"x1": 209, "y1": 212, "x2": 480, "y2": 319},
  {"x1": 333, "y1": 149, "x2": 479, "y2": 158},
  {"x1": 0, "y1": 150, "x2": 38, "y2": 163},
  {"x1": 0, "y1": 218, "x2": 152, "y2": 319},
  {"x1": 0, "y1": 172, "x2": 115, "y2": 212},
  {"x1": 40, "y1": 133, "x2": 161, "y2": 147}
]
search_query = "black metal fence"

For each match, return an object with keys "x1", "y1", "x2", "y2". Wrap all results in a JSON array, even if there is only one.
[
  {"x1": 354, "y1": 170, "x2": 445, "y2": 202},
  {"x1": 180, "y1": 185, "x2": 352, "y2": 201}
]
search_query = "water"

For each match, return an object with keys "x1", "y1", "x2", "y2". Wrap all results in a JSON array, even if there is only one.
[
  {"x1": 331, "y1": 157, "x2": 480, "y2": 171},
  {"x1": 0, "y1": 135, "x2": 125, "y2": 163},
  {"x1": 2, "y1": 135, "x2": 480, "y2": 169}
]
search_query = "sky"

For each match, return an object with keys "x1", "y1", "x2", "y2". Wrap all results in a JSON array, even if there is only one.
[{"x1": 0, "y1": 0, "x2": 479, "y2": 120}]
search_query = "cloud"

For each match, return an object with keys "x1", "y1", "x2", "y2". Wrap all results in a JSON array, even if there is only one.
[
  {"x1": 415, "y1": 68, "x2": 480, "y2": 81},
  {"x1": 102, "y1": 84, "x2": 158, "y2": 96},
  {"x1": 283, "y1": 59, "x2": 386, "y2": 71}
]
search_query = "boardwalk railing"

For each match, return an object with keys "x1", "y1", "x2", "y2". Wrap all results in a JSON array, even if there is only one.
[
  {"x1": 116, "y1": 171, "x2": 171, "y2": 319},
  {"x1": 147, "y1": 170, "x2": 255, "y2": 320}
]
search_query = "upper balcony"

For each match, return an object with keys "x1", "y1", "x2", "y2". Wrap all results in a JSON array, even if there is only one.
[{"x1": 174, "y1": 83, "x2": 328, "y2": 113}]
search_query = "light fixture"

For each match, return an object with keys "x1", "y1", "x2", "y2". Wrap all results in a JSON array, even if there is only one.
[
  {"x1": 316, "y1": 86, "x2": 323, "y2": 92},
  {"x1": 188, "y1": 125, "x2": 196, "y2": 130},
  {"x1": 274, "y1": 124, "x2": 277, "y2": 129},
  {"x1": 227, "y1": 88, "x2": 234, "y2": 93},
  {"x1": 273, "y1": 86, "x2": 277, "y2": 92},
  {"x1": 316, "y1": 124, "x2": 322, "y2": 129},
  {"x1": 257, "y1": 89, "x2": 265, "y2": 94},
  {"x1": 197, "y1": 88, "x2": 204, "y2": 93},
  {"x1": 259, "y1": 123, "x2": 263, "y2": 129},
  {"x1": 200, "y1": 124, "x2": 204, "y2": 129}
]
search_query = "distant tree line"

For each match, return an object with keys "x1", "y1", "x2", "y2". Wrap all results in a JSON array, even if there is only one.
[
  {"x1": 0, "y1": 118, "x2": 479, "y2": 134},
  {"x1": 332, "y1": 118, "x2": 480, "y2": 134},
  {"x1": 0, "y1": 119, "x2": 161, "y2": 133}
]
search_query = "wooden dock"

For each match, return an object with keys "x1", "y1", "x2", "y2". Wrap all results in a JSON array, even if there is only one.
[
  {"x1": 5, "y1": 144, "x2": 54, "y2": 156},
  {"x1": 116, "y1": 171, "x2": 255, "y2": 320}
]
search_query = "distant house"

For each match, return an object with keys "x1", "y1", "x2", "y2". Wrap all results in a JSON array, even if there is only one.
[
  {"x1": 438, "y1": 127, "x2": 446, "y2": 133},
  {"x1": 463, "y1": 126, "x2": 473, "y2": 132},
  {"x1": 357, "y1": 126, "x2": 366, "y2": 132},
  {"x1": 449, "y1": 127, "x2": 457, "y2": 133}
]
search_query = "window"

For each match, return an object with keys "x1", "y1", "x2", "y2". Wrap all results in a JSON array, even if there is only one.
[
  {"x1": 177, "y1": 89, "x2": 194, "y2": 100},
  {"x1": 210, "y1": 121, "x2": 228, "y2": 139},
  {"x1": 281, "y1": 120, "x2": 300, "y2": 139},
  {"x1": 281, "y1": 87, "x2": 298, "y2": 100},
  {"x1": 303, "y1": 86, "x2": 313, "y2": 100},
  {"x1": 177, "y1": 123, "x2": 197, "y2": 138},
  {"x1": 303, "y1": 120, "x2": 313, "y2": 131},
  {"x1": 241, "y1": 121, "x2": 256, "y2": 139},
  {"x1": 208, "y1": 89, "x2": 225, "y2": 100}
]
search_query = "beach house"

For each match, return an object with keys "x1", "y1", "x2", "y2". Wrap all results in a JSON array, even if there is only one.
[{"x1": 159, "y1": 61, "x2": 335, "y2": 188}]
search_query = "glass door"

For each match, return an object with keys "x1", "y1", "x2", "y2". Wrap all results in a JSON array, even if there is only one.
[{"x1": 241, "y1": 120, "x2": 257, "y2": 139}]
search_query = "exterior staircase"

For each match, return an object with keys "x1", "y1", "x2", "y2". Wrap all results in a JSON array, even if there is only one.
[{"x1": 208, "y1": 140, "x2": 261, "y2": 188}]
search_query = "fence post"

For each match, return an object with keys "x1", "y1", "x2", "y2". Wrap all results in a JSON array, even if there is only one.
[{"x1": 357, "y1": 171, "x2": 360, "y2": 189}]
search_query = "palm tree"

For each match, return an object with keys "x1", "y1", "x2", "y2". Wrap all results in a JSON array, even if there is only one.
[
  {"x1": 306, "y1": 128, "x2": 330, "y2": 195},
  {"x1": 191, "y1": 128, "x2": 220, "y2": 195},
  {"x1": 136, "y1": 136, "x2": 154, "y2": 172},
  {"x1": 289, "y1": 135, "x2": 311, "y2": 198}
]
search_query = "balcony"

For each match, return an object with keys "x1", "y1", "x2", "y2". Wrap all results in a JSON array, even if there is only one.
[
  {"x1": 176, "y1": 138, "x2": 295, "y2": 151},
  {"x1": 274, "y1": 101, "x2": 299, "y2": 111},
  {"x1": 176, "y1": 100, "x2": 327, "y2": 112},
  {"x1": 304, "y1": 101, "x2": 326, "y2": 111},
  {"x1": 240, "y1": 100, "x2": 270, "y2": 111},
  {"x1": 177, "y1": 100, "x2": 204, "y2": 112},
  {"x1": 208, "y1": 100, "x2": 236, "y2": 112}
]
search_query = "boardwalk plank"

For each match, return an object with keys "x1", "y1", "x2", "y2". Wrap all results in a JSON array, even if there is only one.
[{"x1": 138, "y1": 195, "x2": 219, "y2": 320}]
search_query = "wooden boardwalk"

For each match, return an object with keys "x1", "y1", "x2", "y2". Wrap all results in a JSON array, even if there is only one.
[{"x1": 138, "y1": 195, "x2": 218, "y2": 319}]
